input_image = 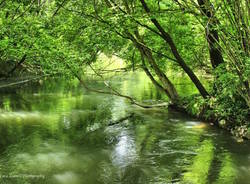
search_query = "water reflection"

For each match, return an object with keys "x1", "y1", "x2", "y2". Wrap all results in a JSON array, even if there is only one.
[
  {"x1": 0, "y1": 73, "x2": 249, "y2": 184},
  {"x1": 111, "y1": 130, "x2": 137, "y2": 168}
]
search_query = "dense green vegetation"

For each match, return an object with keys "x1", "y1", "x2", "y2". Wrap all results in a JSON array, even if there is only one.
[{"x1": 0, "y1": 0, "x2": 249, "y2": 138}]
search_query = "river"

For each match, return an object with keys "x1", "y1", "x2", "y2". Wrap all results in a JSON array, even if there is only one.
[{"x1": 0, "y1": 72, "x2": 249, "y2": 184}]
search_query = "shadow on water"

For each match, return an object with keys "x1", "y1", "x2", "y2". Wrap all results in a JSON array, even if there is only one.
[{"x1": 0, "y1": 72, "x2": 249, "y2": 184}]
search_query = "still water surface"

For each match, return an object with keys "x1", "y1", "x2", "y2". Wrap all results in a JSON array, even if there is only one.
[{"x1": 0, "y1": 73, "x2": 249, "y2": 184}]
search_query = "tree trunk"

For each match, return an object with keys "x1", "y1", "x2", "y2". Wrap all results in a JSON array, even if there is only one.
[
  {"x1": 129, "y1": 31, "x2": 179, "y2": 102},
  {"x1": 141, "y1": 45, "x2": 179, "y2": 101},
  {"x1": 8, "y1": 54, "x2": 27, "y2": 77},
  {"x1": 197, "y1": 0, "x2": 224, "y2": 68},
  {"x1": 139, "y1": 0, "x2": 209, "y2": 98},
  {"x1": 140, "y1": 50, "x2": 172, "y2": 99}
]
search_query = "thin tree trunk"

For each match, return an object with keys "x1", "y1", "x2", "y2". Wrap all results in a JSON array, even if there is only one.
[
  {"x1": 141, "y1": 45, "x2": 179, "y2": 101},
  {"x1": 140, "y1": 51, "x2": 172, "y2": 98},
  {"x1": 197, "y1": 0, "x2": 224, "y2": 68},
  {"x1": 139, "y1": 0, "x2": 209, "y2": 98},
  {"x1": 129, "y1": 31, "x2": 179, "y2": 102}
]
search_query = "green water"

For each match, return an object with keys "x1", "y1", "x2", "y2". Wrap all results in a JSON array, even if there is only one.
[{"x1": 0, "y1": 72, "x2": 249, "y2": 184}]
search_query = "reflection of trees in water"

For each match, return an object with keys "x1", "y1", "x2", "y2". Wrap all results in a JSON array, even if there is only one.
[
  {"x1": 0, "y1": 105, "x2": 114, "y2": 183},
  {"x1": 0, "y1": 78, "x2": 82, "y2": 112},
  {"x1": 183, "y1": 139, "x2": 237, "y2": 184},
  {"x1": 0, "y1": 93, "x2": 32, "y2": 111},
  {"x1": 116, "y1": 116, "x2": 239, "y2": 184},
  {"x1": 0, "y1": 110, "x2": 241, "y2": 184},
  {"x1": 184, "y1": 139, "x2": 215, "y2": 184},
  {"x1": 0, "y1": 99, "x2": 113, "y2": 150},
  {"x1": 0, "y1": 76, "x2": 247, "y2": 184}
]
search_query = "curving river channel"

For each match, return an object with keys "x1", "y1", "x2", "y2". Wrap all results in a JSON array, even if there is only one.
[{"x1": 0, "y1": 73, "x2": 249, "y2": 184}]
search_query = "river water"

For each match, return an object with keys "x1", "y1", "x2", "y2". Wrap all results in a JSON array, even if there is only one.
[{"x1": 0, "y1": 73, "x2": 249, "y2": 184}]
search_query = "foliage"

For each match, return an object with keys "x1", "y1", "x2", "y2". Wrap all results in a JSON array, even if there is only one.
[{"x1": 0, "y1": 0, "x2": 249, "y2": 134}]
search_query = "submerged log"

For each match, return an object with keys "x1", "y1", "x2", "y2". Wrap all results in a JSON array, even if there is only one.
[{"x1": 108, "y1": 113, "x2": 135, "y2": 126}]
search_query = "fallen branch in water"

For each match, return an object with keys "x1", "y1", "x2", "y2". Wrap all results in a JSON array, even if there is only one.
[
  {"x1": 89, "y1": 64, "x2": 169, "y2": 108},
  {"x1": 0, "y1": 74, "x2": 50, "y2": 89},
  {"x1": 108, "y1": 113, "x2": 135, "y2": 126},
  {"x1": 65, "y1": 62, "x2": 168, "y2": 109}
]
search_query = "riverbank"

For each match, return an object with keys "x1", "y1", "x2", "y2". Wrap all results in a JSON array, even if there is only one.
[{"x1": 178, "y1": 96, "x2": 250, "y2": 141}]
